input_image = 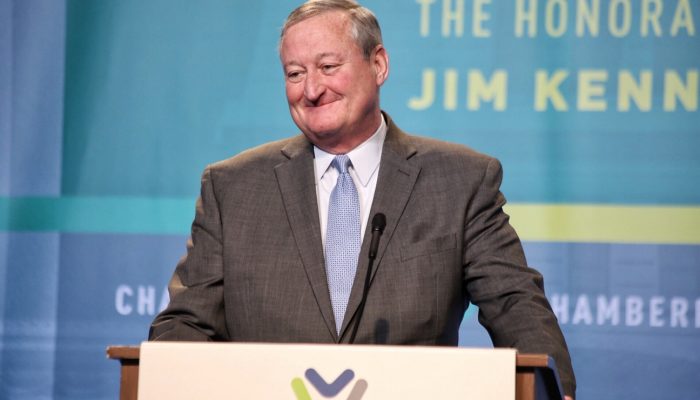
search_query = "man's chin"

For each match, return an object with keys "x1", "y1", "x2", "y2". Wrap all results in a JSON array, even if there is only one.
[
  {"x1": 301, "y1": 121, "x2": 342, "y2": 139},
  {"x1": 303, "y1": 128, "x2": 338, "y2": 142},
  {"x1": 299, "y1": 125, "x2": 346, "y2": 151}
]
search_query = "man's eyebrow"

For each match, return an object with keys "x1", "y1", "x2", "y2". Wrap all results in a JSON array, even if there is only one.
[
  {"x1": 317, "y1": 52, "x2": 343, "y2": 61},
  {"x1": 283, "y1": 60, "x2": 303, "y2": 69},
  {"x1": 283, "y1": 52, "x2": 345, "y2": 68}
]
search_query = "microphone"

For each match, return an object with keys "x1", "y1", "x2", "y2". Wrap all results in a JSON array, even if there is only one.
[
  {"x1": 368, "y1": 213, "x2": 386, "y2": 259},
  {"x1": 349, "y1": 213, "x2": 386, "y2": 344}
]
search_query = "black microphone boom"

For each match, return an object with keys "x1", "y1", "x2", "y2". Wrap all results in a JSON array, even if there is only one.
[
  {"x1": 368, "y1": 213, "x2": 386, "y2": 259},
  {"x1": 348, "y1": 213, "x2": 386, "y2": 344}
]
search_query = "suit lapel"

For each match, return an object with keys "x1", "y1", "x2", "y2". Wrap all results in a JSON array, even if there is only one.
[
  {"x1": 340, "y1": 116, "x2": 421, "y2": 339},
  {"x1": 274, "y1": 136, "x2": 337, "y2": 340}
]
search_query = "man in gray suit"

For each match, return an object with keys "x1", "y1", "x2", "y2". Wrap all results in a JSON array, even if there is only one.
[{"x1": 150, "y1": 0, "x2": 575, "y2": 398}]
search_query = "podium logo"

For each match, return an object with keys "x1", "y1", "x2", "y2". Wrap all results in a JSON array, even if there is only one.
[{"x1": 291, "y1": 368, "x2": 368, "y2": 399}]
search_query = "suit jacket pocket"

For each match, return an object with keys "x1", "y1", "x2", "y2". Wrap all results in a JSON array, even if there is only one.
[{"x1": 400, "y1": 233, "x2": 457, "y2": 261}]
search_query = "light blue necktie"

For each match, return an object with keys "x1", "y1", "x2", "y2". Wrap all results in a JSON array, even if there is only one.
[{"x1": 325, "y1": 155, "x2": 361, "y2": 334}]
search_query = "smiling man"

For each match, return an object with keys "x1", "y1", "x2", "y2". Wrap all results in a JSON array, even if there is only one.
[
  {"x1": 281, "y1": 7, "x2": 387, "y2": 154},
  {"x1": 150, "y1": 1, "x2": 576, "y2": 398}
]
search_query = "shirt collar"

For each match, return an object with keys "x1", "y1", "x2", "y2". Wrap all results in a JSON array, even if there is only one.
[{"x1": 313, "y1": 115, "x2": 387, "y2": 187}]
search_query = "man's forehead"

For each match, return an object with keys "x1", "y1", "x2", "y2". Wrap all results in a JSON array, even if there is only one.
[
  {"x1": 282, "y1": 10, "x2": 353, "y2": 44},
  {"x1": 288, "y1": 9, "x2": 351, "y2": 31},
  {"x1": 280, "y1": 12, "x2": 359, "y2": 64}
]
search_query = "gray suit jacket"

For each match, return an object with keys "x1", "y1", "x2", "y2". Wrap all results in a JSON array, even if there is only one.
[{"x1": 150, "y1": 115, "x2": 575, "y2": 396}]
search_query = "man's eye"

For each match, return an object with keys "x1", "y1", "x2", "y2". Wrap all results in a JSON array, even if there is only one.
[
  {"x1": 321, "y1": 64, "x2": 338, "y2": 73},
  {"x1": 286, "y1": 71, "x2": 303, "y2": 82}
]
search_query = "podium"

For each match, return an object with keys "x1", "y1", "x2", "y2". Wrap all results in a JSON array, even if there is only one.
[{"x1": 107, "y1": 344, "x2": 563, "y2": 399}]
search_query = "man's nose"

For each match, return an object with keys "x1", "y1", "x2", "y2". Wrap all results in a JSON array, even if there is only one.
[{"x1": 303, "y1": 71, "x2": 325, "y2": 102}]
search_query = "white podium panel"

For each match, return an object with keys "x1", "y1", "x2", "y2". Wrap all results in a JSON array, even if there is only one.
[{"x1": 138, "y1": 342, "x2": 516, "y2": 400}]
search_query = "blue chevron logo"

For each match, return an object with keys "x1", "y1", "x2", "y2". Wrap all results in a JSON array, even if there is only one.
[{"x1": 291, "y1": 368, "x2": 368, "y2": 399}]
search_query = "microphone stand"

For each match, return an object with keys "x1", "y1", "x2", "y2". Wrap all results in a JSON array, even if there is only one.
[{"x1": 348, "y1": 213, "x2": 385, "y2": 344}]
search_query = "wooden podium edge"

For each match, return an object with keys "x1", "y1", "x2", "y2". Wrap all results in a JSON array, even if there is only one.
[
  {"x1": 107, "y1": 345, "x2": 562, "y2": 400},
  {"x1": 514, "y1": 353, "x2": 564, "y2": 400},
  {"x1": 107, "y1": 346, "x2": 141, "y2": 400}
]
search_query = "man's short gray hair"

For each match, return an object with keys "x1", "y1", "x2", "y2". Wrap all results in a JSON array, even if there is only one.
[{"x1": 280, "y1": 0, "x2": 383, "y2": 59}]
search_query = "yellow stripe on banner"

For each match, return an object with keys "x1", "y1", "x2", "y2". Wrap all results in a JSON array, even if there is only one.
[{"x1": 505, "y1": 204, "x2": 700, "y2": 245}]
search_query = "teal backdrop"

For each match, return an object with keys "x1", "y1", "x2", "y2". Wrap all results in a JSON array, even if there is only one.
[{"x1": 1, "y1": 0, "x2": 699, "y2": 398}]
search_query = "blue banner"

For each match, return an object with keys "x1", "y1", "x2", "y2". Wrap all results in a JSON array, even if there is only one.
[{"x1": 1, "y1": 1, "x2": 698, "y2": 398}]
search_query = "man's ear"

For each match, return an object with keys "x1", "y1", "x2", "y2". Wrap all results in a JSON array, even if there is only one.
[{"x1": 372, "y1": 45, "x2": 389, "y2": 86}]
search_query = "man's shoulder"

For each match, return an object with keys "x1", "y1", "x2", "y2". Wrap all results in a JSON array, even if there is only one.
[
  {"x1": 207, "y1": 134, "x2": 307, "y2": 173},
  {"x1": 410, "y1": 134, "x2": 490, "y2": 157},
  {"x1": 384, "y1": 114, "x2": 496, "y2": 168},
  {"x1": 397, "y1": 130, "x2": 497, "y2": 170}
]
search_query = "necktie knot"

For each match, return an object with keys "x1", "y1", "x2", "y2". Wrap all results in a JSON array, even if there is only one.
[{"x1": 332, "y1": 155, "x2": 351, "y2": 174}]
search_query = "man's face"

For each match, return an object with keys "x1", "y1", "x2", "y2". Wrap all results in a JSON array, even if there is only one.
[{"x1": 280, "y1": 11, "x2": 388, "y2": 153}]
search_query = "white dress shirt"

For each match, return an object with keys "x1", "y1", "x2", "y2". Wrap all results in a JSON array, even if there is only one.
[{"x1": 313, "y1": 116, "x2": 387, "y2": 247}]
